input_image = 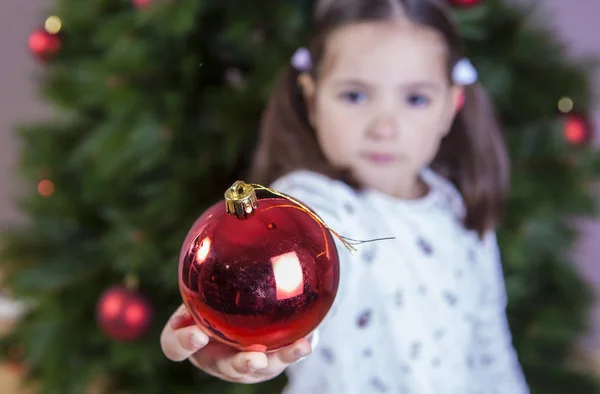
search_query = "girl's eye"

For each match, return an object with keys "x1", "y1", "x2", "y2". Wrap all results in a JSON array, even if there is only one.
[
  {"x1": 407, "y1": 93, "x2": 430, "y2": 107},
  {"x1": 340, "y1": 90, "x2": 367, "y2": 104}
]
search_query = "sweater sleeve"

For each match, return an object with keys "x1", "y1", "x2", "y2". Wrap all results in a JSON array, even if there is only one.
[{"x1": 473, "y1": 231, "x2": 530, "y2": 394}]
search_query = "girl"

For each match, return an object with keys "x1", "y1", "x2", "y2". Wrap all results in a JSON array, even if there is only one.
[{"x1": 161, "y1": 0, "x2": 530, "y2": 392}]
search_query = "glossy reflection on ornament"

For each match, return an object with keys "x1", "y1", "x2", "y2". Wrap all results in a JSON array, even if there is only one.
[
  {"x1": 178, "y1": 184, "x2": 340, "y2": 352},
  {"x1": 272, "y1": 251, "x2": 304, "y2": 300}
]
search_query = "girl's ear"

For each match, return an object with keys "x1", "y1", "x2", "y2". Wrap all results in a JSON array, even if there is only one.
[
  {"x1": 441, "y1": 85, "x2": 464, "y2": 137},
  {"x1": 298, "y1": 73, "x2": 316, "y2": 125},
  {"x1": 453, "y1": 85, "x2": 465, "y2": 114}
]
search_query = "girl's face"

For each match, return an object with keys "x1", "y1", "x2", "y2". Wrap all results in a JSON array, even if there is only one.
[{"x1": 300, "y1": 20, "x2": 462, "y2": 199}]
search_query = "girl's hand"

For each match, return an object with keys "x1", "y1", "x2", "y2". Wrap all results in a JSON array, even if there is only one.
[{"x1": 160, "y1": 304, "x2": 313, "y2": 384}]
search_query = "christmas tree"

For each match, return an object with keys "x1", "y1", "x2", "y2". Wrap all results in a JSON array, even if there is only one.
[{"x1": 1, "y1": 0, "x2": 599, "y2": 393}]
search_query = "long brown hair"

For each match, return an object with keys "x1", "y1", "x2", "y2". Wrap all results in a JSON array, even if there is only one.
[{"x1": 250, "y1": 0, "x2": 509, "y2": 237}]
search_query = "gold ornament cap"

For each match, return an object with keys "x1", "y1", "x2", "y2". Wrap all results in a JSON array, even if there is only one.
[{"x1": 225, "y1": 181, "x2": 258, "y2": 219}]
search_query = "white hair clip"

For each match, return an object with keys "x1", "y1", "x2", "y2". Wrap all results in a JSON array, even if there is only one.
[
  {"x1": 291, "y1": 47, "x2": 312, "y2": 71},
  {"x1": 452, "y1": 58, "x2": 478, "y2": 85}
]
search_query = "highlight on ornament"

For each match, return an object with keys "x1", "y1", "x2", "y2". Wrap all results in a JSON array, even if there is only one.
[{"x1": 178, "y1": 180, "x2": 394, "y2": 352}]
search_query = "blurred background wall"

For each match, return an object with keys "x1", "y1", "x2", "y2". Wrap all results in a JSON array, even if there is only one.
[
  {"x1": 1, "y1": 0, "x2": 599, "y2": 347},
  {"x1": 536, "y1": 0, "x2": 600, "y2": 352},
  {"x1": 0, "y1": 0, "x2": 48, "y2": 225}
]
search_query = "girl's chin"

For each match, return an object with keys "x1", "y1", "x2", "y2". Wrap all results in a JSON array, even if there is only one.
[{"x1": 355, "y1": 170, "x2": 422, "y2": 196}]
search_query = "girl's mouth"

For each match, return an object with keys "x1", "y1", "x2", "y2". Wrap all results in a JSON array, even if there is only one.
[{"x1": 363, "y1": 152, "x2": 398, "y2": 164}]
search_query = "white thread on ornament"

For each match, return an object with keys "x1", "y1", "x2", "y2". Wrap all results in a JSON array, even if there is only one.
[{"x1": 452, "y1": 58, "x2": 478, "y2": 85}]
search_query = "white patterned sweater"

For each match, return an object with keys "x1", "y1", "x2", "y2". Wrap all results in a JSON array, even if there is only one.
[{"x1": 270, "y1": 169, "x2": 530, "y2": 394}]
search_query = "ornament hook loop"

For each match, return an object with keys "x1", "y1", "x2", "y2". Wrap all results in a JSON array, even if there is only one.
[{"x1": 225, "y1": 180, "x2": 258, "y2": 219}]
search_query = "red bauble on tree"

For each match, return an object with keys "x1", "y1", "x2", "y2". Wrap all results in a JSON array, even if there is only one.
[
  {"x1": 132, "y1": 0, "x2": 152, "y2": 8},
  {"x1": 28, "y1": 28, "x2": 61, "y2": 62},
  {"x1": 96, "y1": 284, "x2": 153, "y2": 341},
  {"x1": 448, "y1": 0, "x2": 483, "y2": 7},
  {"x1": 178, "y1": 181, "x2": 342, "y2": 352},
  {"x1": 563, "y1": 113, "x2": 592, "y2": 145},
  {"x1": 5, "y1": 345, "x2": 26, "y2": 376},
  {"x1": 563, "y1": 113, "x2": 592, "y2": 146}
]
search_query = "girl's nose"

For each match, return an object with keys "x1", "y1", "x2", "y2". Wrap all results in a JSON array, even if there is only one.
[{"x1": 366, "y1": 116, "x2": 399, "y2": 140}]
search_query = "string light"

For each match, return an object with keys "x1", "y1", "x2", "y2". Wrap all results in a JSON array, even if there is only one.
[
  {"x1": 558, "y1": 97, "x2": 573, "y2": 113},
  {"x1": 38, "y1": 180, "x2": 55, "y2": 197},
  {"x1": 44, "y1": 16, "x2": 62, "y2": 35}
]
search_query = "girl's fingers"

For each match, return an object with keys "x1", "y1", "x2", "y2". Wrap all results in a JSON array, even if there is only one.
[
  {"x1": 217, "y1": 349, "x2": 269, "y2": 377},
  {"x1": 264, "y1": 338, "x2": 312, "y2": 373},
  {"x1": 160, "y1": 305, "x2": 209, "y2": 362},
  {"x1": 168, "y1": 304, "x2": 195, "y2": 330},
  {"x1": 190, "y1": 341, "x2": 268, "y2": 380},
  {"x1": 163, "y1": 305, "x2": 313, "y2": 383},
  {"x1": 161, "y1": 324, "x2": 209, "y2": 362},
  {"x1": 206, "y1": 338, "x2": 311, "y2": 381}
]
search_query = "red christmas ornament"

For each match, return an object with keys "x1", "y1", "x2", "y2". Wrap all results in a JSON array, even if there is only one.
[
  {"x1": 5, "y1": 345, "x2": 26, "y2": 376},
  {"x1": 448, "y1": 0, "x2": 483, "y2": 7},
  {"x1": 132, "y1": 0, "x2": 152, "y2": 8},
  {"x1": 564, "y1": 113, "x2": 591, "y2": 145},
  {"x1": 178, "y1": 181, "x2": 342, "y2": 352},
  {"x1": 28, "y1": 28, "x2": 61, "y2": 62},
  {"x1": 96, "y1": 285, "x2": 153, "y2": 341}
]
